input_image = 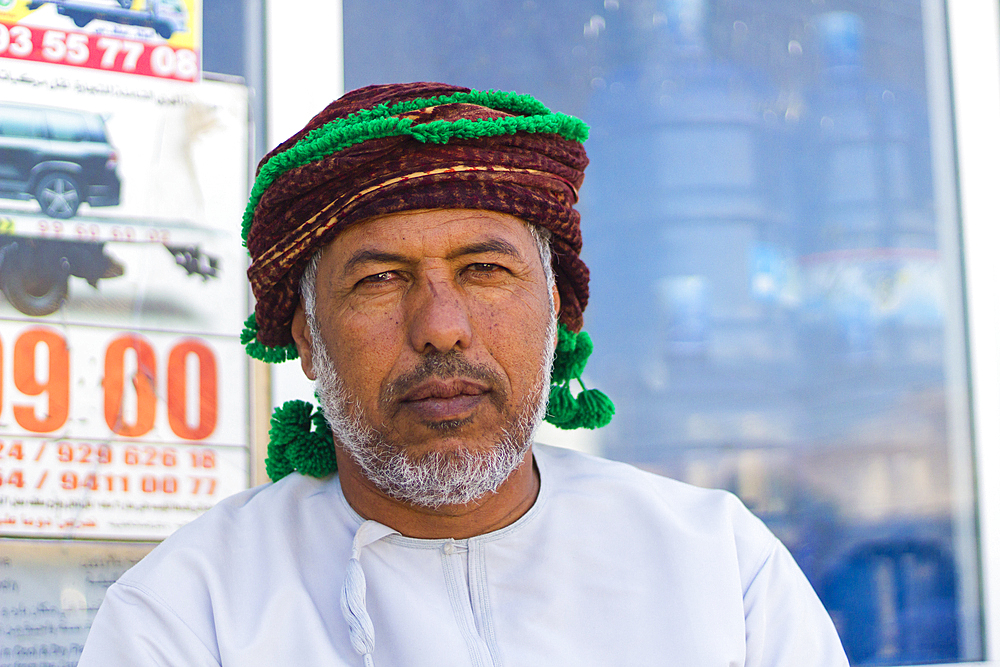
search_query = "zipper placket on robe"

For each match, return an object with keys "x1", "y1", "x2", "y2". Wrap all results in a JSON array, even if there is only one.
[{"x1": 441, "y1": 538, "x2": 499, "y2": 667}]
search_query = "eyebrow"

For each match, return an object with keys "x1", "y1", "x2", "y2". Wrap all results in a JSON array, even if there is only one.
[
  {"x1": 447, "y1": 239, "x2": 524, "y2": 262},
  {"x1": 341, "y1": 238, "x2": 526, "y2": 277},
  {"x1": 341, "y1": 250, "x2": 408, "y2": 277}
]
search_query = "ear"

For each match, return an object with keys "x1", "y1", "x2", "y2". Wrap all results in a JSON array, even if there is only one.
[{"x1": 290, "y1": 303, "x2": 317, "y2": 381}]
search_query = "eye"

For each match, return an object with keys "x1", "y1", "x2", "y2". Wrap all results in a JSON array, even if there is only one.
[
  {"x1": 357, "y1": 270, "x2": 397, "y2": 286},
  {"x1": 466, "y1": 262, "x2": 506, "y2": 275}
]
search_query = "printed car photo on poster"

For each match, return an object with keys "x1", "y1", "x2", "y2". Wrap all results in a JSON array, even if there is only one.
[
  {"x1": 0, "y1": 60, "x2": 245, "y2": 333},
  {"x1": 0, "y1": 0, "x2": 200, "y2": 81},
  {"x1": 0, "y1": 60, "x2": 249, "y2": 540}
]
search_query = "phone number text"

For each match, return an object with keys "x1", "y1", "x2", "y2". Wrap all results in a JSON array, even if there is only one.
[{"x1": 0, "y1": 21, "x2": 197, "y2": 81}]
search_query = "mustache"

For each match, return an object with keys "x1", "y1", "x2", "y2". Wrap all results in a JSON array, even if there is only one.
[{"x1": 381, "y1": 351, "x2": 507, "y2": 413}]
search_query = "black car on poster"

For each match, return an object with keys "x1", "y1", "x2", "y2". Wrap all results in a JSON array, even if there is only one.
[
  {"x1": 26, "y1": 0, "x2": 190, "y2": 40},
  {"x1": 0, "y1": 102, "x2": 214, "y2": 317},
  {"x1": 0, "y1": 102, "x2": 122, "y2": 219}
]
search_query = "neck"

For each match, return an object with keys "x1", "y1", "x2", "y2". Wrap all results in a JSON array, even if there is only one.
[{"x1": 336, "y1": 447, "x2": 540, "y2": 539}]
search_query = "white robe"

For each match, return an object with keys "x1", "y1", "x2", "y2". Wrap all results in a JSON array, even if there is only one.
[{"x1": 79, "y1": 444, "x2": 849, "y2": 666}]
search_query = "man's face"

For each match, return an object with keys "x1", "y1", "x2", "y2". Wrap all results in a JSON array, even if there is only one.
[{"x1": 293, "y1": 209, "x2": 558, "y2": 507}]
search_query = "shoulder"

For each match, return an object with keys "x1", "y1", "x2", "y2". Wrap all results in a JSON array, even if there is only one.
[
  {"x1": 535, "y1": 443, "x2": 766, "y2": 524},
  {"x1": 533, "y1": 444, "x2": 777, "y2": 578},
  {"x1": 115, "y1": 472, "x2": 356, "y2": 617},
  {"x1": 82, "y1": 474, "x2": 358, "y2": 665}
]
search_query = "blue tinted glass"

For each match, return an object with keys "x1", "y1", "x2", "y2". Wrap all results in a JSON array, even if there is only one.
[
  {"x1": 202, "y1": 0, "x2": 246, "y2": 77},
  {"x1": 344, "y1": 1, "x2": 980, "y2": 663},
  {"x1": 202, "y1": 0, "x2": 266, "y2": 162}
]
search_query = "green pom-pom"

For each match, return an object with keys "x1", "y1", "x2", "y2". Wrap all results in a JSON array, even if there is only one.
[
  {"x1": 557, "y1": 324, "x2": 577, "y2": 352},
  {"x1": 312, "y1": 407, "x2": 333, "y2": 438},
  {"x1": 545, "y1": 324, "x2": 613, "y2": 429},
  {"x1": 550, "y1": 326, "x2": 576, "y2": 384},
  {"x1": 285, "y1": 430, "x2": 337, "y2": 478},
  {"x1": 265, "y1": 400, "x2": 337, "y2": 482},
  {"x1": 241, "y1": 313, "x2": 300, "y2": 363},
  {"x1": 265, "y1": 442, "x2": 296, "y2": 482},
  {"x1": 545, "y1": 383, "x2": 579, "y2": 428},
  {"x1": 573, "y1": 388, "x2": 615, "y2": 429},
  {"x1": 265, "y1": 400, "x2": 307, "y2": 481},
  {"x1": 544, "y1": 384, "x2": 615, "y2": 430},
  {"x1": 265, "y1": 454, "x2": 295, "y2": 483},
  {"x1": 292, "y1": 409, "x2": 337, "y2": 478},
  {"x1": 552, "y1": 328, "x2": 593, "y2": 384}
]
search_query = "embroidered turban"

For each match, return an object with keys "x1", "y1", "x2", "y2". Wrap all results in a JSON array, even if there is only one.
[{"x1": 240, "y1": 82, "x2": 591, "y2": 362}]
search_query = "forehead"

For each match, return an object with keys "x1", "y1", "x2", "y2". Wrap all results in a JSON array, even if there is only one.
[{"x1": 321, "y1": 209, "x2": 539, "y2": 267}]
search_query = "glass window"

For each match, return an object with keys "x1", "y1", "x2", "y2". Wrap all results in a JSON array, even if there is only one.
[
  {"x1": 45, "y1": 109, "x2": 91, "y2": 141},
  {"x1": 344, "y1": 0, "x2": 980, "y2": 663},
  {"x1": 0, "y1": 105, "x2": 46, "y2": 139},
  {"x1": 203, "y1": 0, "x2": 246, "y2": 77}
]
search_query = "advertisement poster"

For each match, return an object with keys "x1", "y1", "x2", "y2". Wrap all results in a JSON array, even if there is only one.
[
  {"x1": 0, "y1": 0, "x2": 200, "y2": 81},
  {"x1": 0, "y1": 58, "x2": 249, "y2": 541}
]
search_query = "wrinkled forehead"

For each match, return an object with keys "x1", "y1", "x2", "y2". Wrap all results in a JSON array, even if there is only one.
[{"x1": 317, "y1": 208, "x2": 546, "y2": 274}]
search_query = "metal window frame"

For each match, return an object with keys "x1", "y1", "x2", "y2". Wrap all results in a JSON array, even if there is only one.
[{"x1": 950, "y1": 0, "x2": 1000, "y2": 664}]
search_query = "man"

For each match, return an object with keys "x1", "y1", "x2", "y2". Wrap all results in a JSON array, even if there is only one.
[{"x1": 80, "y1": 82, "x2": 848, "y2": 666}]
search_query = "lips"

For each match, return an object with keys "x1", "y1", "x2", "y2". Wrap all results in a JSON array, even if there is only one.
[
  {"x1": 401, "y1": 379, "x2": 490, "y2": 402},
  {"x1": 399, "y1": 379, "x2": 491, "y2": 421}
]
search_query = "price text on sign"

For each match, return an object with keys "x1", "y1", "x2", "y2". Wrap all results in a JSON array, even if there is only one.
[
  {"x1": 0, "y1": 436, "x2": 237, "y2": 537},
  {"x1": 3, "y1": 327, "x2": 218, "y2": 440},
  {"x1": 0, "y1": 20, "x2": 198, "y2": 81},
  {"x1": 0, "y1": 440, "x2": 220, "y2": 497}
]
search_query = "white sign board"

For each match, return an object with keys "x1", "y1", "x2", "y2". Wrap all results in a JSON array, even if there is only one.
[{"x1": 0, "y1": 60, "x2": 249, "y2": 539}]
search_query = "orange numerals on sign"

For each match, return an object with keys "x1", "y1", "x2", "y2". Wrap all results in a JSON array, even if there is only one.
[
  {"x1": 0, "y1": 470, "x2": 24, "y2": 488},
  {"x1": 57, "y1": 442, "x2": 112, "y2": 464},
  {"x1": 12, "y1": 329, "x2": 70, "y2": 433},
  {"x1": 123, "y1": 445, "x2": 176, "y2": 467},
  {"x1": 0, "y1": 442, "x2": 23, "y2": 460},
  {"x1": 60, "y1": 471, "x2": 128, "y2": 492},
  {"x1": 189, "y1": 449, "x2": 215, "y2": 468},
  {"x1": 0, "y1": 328, "x2": 219, "y2": 440},
  {"x1": 141, "y1": 475, "x2": 178, "y2": 494},
  {"x1": 104, "y1": 335, "x2": 157, "y2": 437},
  {"x1": 167, "y1": 341, "x2": 218, "y2": 440},
  {"x1": 104, "y1": 335, "x2": 218, "y2": 440}
]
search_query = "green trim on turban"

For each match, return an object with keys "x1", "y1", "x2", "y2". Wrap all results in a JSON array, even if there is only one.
[{"x1": 242, "y1": 89, "x2": 589, "y2": 246}]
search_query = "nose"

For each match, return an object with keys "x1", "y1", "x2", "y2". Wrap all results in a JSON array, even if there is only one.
[{"x1": 407, "y1": 273, "x2": 473, "y2": 354}]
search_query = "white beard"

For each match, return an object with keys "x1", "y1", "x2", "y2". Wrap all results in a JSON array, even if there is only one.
[{"x1": 308, "y1": 311, "x2": 556, "y2": 509}]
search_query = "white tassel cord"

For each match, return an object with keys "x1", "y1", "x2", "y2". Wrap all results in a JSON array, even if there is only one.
[{"x1": 340, "y1": 520, "x2": 397, "y2": 667}]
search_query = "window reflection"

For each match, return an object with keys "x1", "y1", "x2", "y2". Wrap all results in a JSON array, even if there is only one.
[{"x1": 344, "y1": 0, "x2": 980, "y2": 662}]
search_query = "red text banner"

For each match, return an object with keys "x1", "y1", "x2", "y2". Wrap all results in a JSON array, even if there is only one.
[{"x1": 0, "y1": 20, "x2": 198, "y2": 81}]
